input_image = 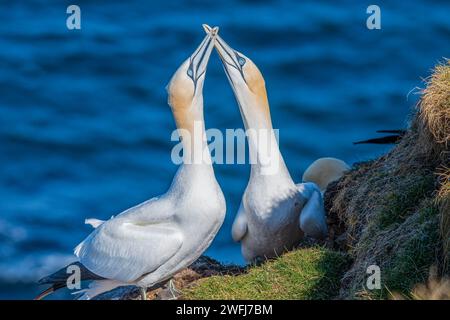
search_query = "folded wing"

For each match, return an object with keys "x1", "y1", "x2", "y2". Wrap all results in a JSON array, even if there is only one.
[
  {"x1": 298, "y1": 189, "x2": 328, "y2": 239},
  {"x1": 74, "y1": 213, "x2": 183, "y2": 283},
  {"x1": 297, "y1": 182, "x2": 328, "y2": 239}
]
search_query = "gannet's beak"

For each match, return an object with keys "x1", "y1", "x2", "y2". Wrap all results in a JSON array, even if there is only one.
[
  {"x1": 211, "y1": 33, "x2": 247, "y2": 89},
  {"x1": 187, "y1": 25, "x2": 218, "y2": 87}
]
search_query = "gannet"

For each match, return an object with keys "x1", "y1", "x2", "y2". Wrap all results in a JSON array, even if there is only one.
[
  {"x1": 210, "y1": 28, "x2": 349, "y2": 262},
  {"x1": 36, "y1": 26, "x2": 225, "y2": 300}
]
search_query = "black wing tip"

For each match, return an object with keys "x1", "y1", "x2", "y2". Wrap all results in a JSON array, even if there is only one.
[
  {"x1": 354, "y1": 129, "x2": 407, "y2": 145},
  {"x1": 37, "y1": 261, "x2": 83, "y2": 285},
  {"x1": 353, "y1": 135, "x2": 403, "y2": 145}
]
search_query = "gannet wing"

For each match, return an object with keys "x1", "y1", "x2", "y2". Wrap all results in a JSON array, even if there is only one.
[
  {"x1": 231, "y1": 202, "x2": 248, "y2": 242},
  {"x1": 74, "y1": 216, "x2": 183, "y2": 283},
  {"x1": 83, "y1": 197, "x2": 168, "y2": 229},
  {"x1": 298, "y1": 187, "x2": 328, "y2": 239},
  {"x1": 115, "y1": 196, "x2": 170, "y2": 221}
]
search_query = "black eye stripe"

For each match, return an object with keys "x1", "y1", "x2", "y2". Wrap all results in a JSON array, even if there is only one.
[
  {"x1": 191, "y1": 36, "x2": 209, "y2": 61},
  {"x1": 225, "y1": 60, "x2": 239, "y2": 71},
  {"x1": 216, "y1": 40, "x2": 247, "y2": 83},
  {"x1": 186, "y1": 36, "x2": 213, "y2": 93},
  {"x1": 217, "y1": 40, "x2": 238, "y2": 68},
  {"x1": 195, "y1": 38, "x2": 211, "y2": 75},
  {"x1": 187, "y1": 34, "x2": 211, "y2": 78}
]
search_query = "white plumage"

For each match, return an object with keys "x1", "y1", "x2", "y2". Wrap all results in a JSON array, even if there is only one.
[
  {"x1": 74, "y1": 199, "x2": 184, "y2": 283},
  {"x1": 38, "y1": 26, "x2": 225, "y2": 300},
  {"x1": 212, "y1": 30, "x2": 348, "y2": 262}
]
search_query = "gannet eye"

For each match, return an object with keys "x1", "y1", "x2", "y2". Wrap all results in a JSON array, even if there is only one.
[
  {"x1": 238, "y1": 57, "x2": 246, "y2": 66},
  {"x1": 187, "y1": 68, "x2": 194, "y2": 78}
]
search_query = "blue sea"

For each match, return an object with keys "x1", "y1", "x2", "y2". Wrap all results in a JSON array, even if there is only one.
[{"x1": 0, "y1": 0, "x2": 449, "y2": 299}]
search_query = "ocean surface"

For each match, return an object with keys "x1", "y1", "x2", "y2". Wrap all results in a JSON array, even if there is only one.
[{"x1": 0, "y1": 0, "x2": 449, "y2": 299}]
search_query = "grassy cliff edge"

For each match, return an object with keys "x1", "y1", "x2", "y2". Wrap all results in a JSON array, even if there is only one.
[{"x1": 177, "y1": 61, "x2": 449, "y2": 300}]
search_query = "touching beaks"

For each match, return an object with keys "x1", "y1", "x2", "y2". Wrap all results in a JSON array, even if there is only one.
[
  {"x1": 204, "y1": 27, "x2": 246, "y2": 86},
  {"x1": 202, "y1": 24, "x2": 219, "y2": 36}
]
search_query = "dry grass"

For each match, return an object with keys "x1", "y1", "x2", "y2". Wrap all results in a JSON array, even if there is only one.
[
  {"x1": 418, "y1": 60, "x2": 450, "y2": 150},
  {"x1": 391, "y1": 267, "x2": 450, "y2": 300}
]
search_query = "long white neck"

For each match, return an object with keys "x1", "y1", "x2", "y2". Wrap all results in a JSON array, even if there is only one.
[
  {"x1": 241, "y1": 99, "x2": 295, "y2": 186},
  {"x1": 171, "y1": 96, "x2": 215, "y2": 191}
]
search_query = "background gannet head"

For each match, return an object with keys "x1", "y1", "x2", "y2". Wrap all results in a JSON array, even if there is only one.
[
  {"x1": 302, "y1": 157, "x2": 350, "y2": 191},
  {"x1": 167, "y1": 25, "x2": 218, "y2": 131},
  {"x1": 208, "y1": 28, "x2": 271, "y2": 128}
]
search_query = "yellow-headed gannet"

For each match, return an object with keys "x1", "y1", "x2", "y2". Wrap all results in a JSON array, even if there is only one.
[
  {"x1": 210, "y1": 27, "x2": 349, "y2": 262},
  {"x1": 36, "y1": 26, "x2": 225, "y2": 300}
]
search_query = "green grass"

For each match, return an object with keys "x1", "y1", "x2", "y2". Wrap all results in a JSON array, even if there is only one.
[
  {"x1": 382, "y1": 204, "x2": 440, "y2": 298},
  {"x1": 343, "y1": 172, "x2": 441, "y2": 299},
  {"x1": 363, "y1": 198, "x2": 440, "y2": 299},
  {"x1": 182, "y1": 247, "x2": 351, "y2": 300},
  {"x1": 376, "y1": 176, "x2": 435, "y2": 230}
]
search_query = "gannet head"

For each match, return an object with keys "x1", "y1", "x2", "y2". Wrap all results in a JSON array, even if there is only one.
[
  {"x1": 208, "y1": 28, "x2": 271, "y2": 127},
  {"x1": 167, "y1": 25, "x2": 218, "y2": 131},
  {"x1": 302, "y1": 157, "x2": 350, "y2": 192}
]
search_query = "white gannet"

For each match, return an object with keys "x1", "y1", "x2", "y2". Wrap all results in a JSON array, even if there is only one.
[
  {"x1": 36, "y1": 26, "x2": 225, "y2": 300},
  {"x1": 211, "y1": 28, "x2": 349, "y2": 262}
]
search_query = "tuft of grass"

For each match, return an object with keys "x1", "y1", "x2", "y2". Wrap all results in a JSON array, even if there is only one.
[
  {"x1": 419, "y1": 59, "x2": 450, "y2": 149},
  {"x1": 182, "y1": 247, "x2": 350, "y2": 300},
  {"x1": 391, "y1": 266, "x2": 450, "y2": 300}
]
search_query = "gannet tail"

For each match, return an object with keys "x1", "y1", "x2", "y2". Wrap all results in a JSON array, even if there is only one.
[
  {"x1": 302, "y1": 157, "x2": 350, "y2": 192},
  {"x1": 35, "y1": 261, "x2": 105, "y2": 300}
]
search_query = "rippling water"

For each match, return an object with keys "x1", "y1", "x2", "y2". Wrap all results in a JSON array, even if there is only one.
[{"x1": 0, "y1": 0, "x2": 449, "y2": 299}]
